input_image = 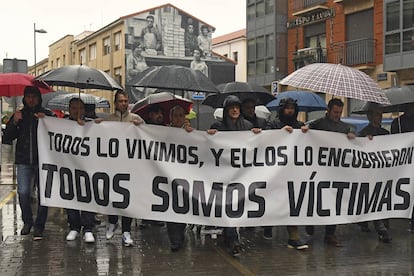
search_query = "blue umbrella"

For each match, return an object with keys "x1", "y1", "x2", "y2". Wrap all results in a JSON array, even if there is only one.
[{"x1": 266, "y1": 91, "x2": 327, "y2": 112}]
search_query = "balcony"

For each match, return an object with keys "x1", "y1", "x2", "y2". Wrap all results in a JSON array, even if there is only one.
[
  {"x1": 292, "y1": 47, "x2": 327, "y2": 69},
  {"x1": 292, "y1": 0, "x2": 328, "y2": 16},
  {"x1": 332, "y1": 38, "x2": 376, "y2": 68}
]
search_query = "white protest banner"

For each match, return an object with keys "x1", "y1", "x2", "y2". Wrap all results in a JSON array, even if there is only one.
[{"x1": 38, "y1": 117, "x2": 414, "y2": 227}]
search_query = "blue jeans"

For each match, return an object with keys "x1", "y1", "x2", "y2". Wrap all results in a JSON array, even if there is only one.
[
  {"x1": 17, "y1": 164, "x2": 48, "y2": 230},
  {"x1": 67, "y1": 209, "x2": 95, "y2": 232}
]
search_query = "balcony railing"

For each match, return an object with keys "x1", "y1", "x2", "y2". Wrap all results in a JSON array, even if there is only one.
[
  {"x1": 292, "y1": 47, "x2": 327, "y2": 69},
  {"x1": 292, "y1": 0, "x2": 328, "y2": 12},
  {"x1": 332, "y1": 38, "x2": 376, "y2": 66}
]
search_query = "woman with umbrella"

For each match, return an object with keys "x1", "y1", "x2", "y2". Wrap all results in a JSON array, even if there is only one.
[{"x1": 207, "y1": 95, "x2": 261, "y2": 257}]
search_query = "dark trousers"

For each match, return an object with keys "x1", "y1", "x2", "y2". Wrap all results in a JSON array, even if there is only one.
[
  {"x1": 166, "y1": 222, "x2": 186, "y2": 247},
  {"x1": 67, "y1": 209, "x2": 95, "y2": 232},
  {"x1": 223, "y1": 227, "x2": 239, "y2": 246},
  {"x1": 108, "y1": 215, "x2": 132, "y2": 232},
  {"x1": 17, "y1": 164, "x2": 48, "y2": 230},
  {"x1": 306, "y1": 225, "x2": 336, "y2": 236}
]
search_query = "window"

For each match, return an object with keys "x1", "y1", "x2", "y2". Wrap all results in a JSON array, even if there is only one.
[
  {"x1": 114, "y1": 32, "x2": 121, "y2": 51},
  {"x1": 256, "y1": 1, "x2": 265, "y2": 17},
  {"x1": 256, "y1": 36, "x2": 265, "y2": 58},
  {"x1": 265, "y1": 58, "x2": 274, "y2": 73},
  {"x1": 79, "y1": 48, "x2": 86, "y2": 64},
  {"x1": 386, "y1": 1, "x2": 400, "y2": 31},
  {"x1": 403, "y1": 30, "x2": 414, "y2": 51},
  {"x1": 385, "y1": 33, "x2": 401, "y2": 54},
  {"x1": 247, "y1": 39, "x2": 255, "y2": 60},
  {"x1": 232, "y1": 51, "x2": 238, "y2": 62},
  {"x1": 56, "y1": 58, "x2": 61, "y2": 68},
  {"x1": 256, "y1": 59, "x2": 265, "y2": 75},
  {"x1": 247, "y1": 5, "x2": 255, "y2": 20},
  {"x1": 403, "y1": 0, "x2": 414, "y2": 29},
  {"x1": 114, "y1": 67, "x2": 122, "y2": 84},
  {"x1": 248, "y1": 61, "x2": 255, "y2": 76},
  {"x1": 62, "y1": 55, "x2": 66, "y2": 66},
  {"x1": 265, "y1": 34, "x2": 274, "y2": 56},
  {"x1": 265, "y1": 0, "x2": 274, "y2": 14},
  {"x1": 89, "y1": 43, "x2": 96, "y2": 60},
  {"x1": 103, "y1": 37, "x2": 111, "y2": 55}
]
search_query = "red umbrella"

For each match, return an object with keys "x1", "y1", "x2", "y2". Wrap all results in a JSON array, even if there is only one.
[
  {"x1": 0, "y1": 73, "x2": 54, "y2": 97},
  {"x1": 131, "y1": 92, "x2": 193, "y2": 125}
]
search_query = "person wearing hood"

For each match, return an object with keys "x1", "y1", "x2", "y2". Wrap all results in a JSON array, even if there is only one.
[
  {"x1": 207, "y1": 95, "x2": 261, "y2": 257},
  {"x1": 95, "y1": 90, "x2": 144, "y2": 247},
  {"x1": 241, "y1": 98, "x2": 268, "y2": 129},
  {"x1": 3, "y1": 86, "x2": 55, "y2": 241},
  {"x1": 265, "y1": 97, "x2": 309, "y2": 250}
]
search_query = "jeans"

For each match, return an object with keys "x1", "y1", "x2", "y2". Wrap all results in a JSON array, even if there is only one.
[
  {"x1": 67, "y1": 209, "x2": 95, "y2": 232},
  {"x1": 223, "y1": 227, "x2": 239, "y2": 247},
  {"x1": 166, "y1": 222, "x2": 186, "y2": 247},
  {"x1": 16, "y1": 164, "x2": 48, "y2": 230},
  {"x1": 108, "y1": 215, "x2": 132, "y2": 232}
]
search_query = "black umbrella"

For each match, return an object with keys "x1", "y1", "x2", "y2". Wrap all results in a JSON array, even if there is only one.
[
  {"x1": 126, "y1": 65, "x2": 219, "y2": 94},
  {"x1": 46, "y1": 93, "x2": 110, "y2": 111},
  {"x1": 201, "y1": 81, "x2": 275, "y2": 108},
  {"x1": 35, "y1": 65, "x2": 123, "y2": 91},
  {"x1": 352, "y1": 85, "x2": 414, "y2": 114}
]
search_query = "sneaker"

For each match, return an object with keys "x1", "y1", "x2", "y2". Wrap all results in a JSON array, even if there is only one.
[
  {"x1": 21, "y1": 224, "x2": 32, "y2": 235},
  {"x1": 287, "y1": 239, "x2": 309, "y2": 250},
  {"x1": 84, "y1": 232, "x2": 95, "y2": 243},
  {"x1": 66, "y1": 230, "x2": 79, "y2": 241},
  {"x1": 324, "y1": 235, "x2": 342, "y2": 247},
  {"x1": 122, "y1": 232, "x2": 133, "y2": 247},
  {"x1": 263, "y1": 227, "x2": 273, "y2": 240},
  {"x1": 378, "y1": 230, "x2": 392, "y2": 243},
  {"x1": 231, "y1": 244, "x2": 242, "y2": 257},
  {"x1": 106, "y1": 223, "x2": 118, "y2": 239},
  {"x1": 33, "y1": 228, "x2": 44, "y2": 241}
]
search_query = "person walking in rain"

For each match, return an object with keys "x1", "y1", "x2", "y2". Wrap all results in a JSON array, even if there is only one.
[
  {"x1": 65, "y1": 98, "x2": 96, "y2": 243},
  {"x1": 3, "y1": 86, "x2": 56, "y2": 240},
  {"x1": 357, "y1": 104, "x2": 392, "y2": 242},
  {"x1": 95, "y1": 91, "x2": 145, "y2": 246},
  {"x1": 305, "y1": 98, "x2": 355, "y2": 247},
  {"x1": 241, "y1": 98, "x2": 268, "y2": 129},
  {"x1": 207, "y1": 95, "x2": 261, "y2": 257},
  {"x1": 167, "y1": 105, "x2": 193, "y2": 252},
  {"x1": 264, "y1": 97, "x2": 309, "y2": 250}
]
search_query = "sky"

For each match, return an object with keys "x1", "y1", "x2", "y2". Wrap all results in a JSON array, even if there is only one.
[{"x1": 0, "y1": 0, "x2": 246, "y2": 66}]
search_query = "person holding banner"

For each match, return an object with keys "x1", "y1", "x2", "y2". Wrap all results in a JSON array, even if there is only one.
[
  {"x1": 96, "y1": 91, "x2": 145, "y2": 247},
  {"x1": 265, "y1": 97, "x2": 309, "y2": 250},
  {"x1": 357, "y1": 104, "x2": 392, "y2": 242},
  {"x1": 306, "y1": 98, "x2": 356, "y2": 247},
  {"x1": 207, "y1": 95, "x2": 262, "y2": 257},
  {"x1": 3, "y1": 86, "x2": 56, "y2": 241},
  {"x1": 65, "y1": 98, "x2": 96, "y2": 243},
  {"x1": 167, "y1": 105, "x2": 193, "y2": 252},
  {"x1": 241, "y1": 98, "x2": 268, "y2": 129}
]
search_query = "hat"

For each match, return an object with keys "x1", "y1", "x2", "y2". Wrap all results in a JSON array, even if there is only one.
[
  {"x1": 223, "y1": 95, "x2": 241, "y2": 109},
  {"x1": 278, "y1": 97, "x2": 297, "y2": 109}
]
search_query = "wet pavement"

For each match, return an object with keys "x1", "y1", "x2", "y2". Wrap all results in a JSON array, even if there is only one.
[{"x1": 1, "y1": 145, "x2": 414, "y2": 275}]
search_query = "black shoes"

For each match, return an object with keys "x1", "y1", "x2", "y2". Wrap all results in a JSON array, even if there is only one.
[
  {"x1": 231, "y1": 244, "x2": 241, "y2": 257},
  {"x1": 287, "y1": 239, "x2": 309, "y2": 250},
  {"x1": 21, "y1": 224, "x2": 32, "y2": 235},
  {"x1": 378, "y1": 230, "x2": 392, "y2": 243},
  {"x1": 263, "y1": 227, "x2": 273, "y2": 240},
  {"x1": 33, "y1": 228, "x2": 44, "y2": 241}
]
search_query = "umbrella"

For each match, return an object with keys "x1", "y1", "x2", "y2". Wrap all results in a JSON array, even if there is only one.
[
  {"x1": 266, "y1": 90, "x2": 327, "y2": 112},
  {"x1": 279, "y1": 63, "x2": 390, "y2": 105},
  {"x1": 352, "y1": 85, "x2": 414, "y2": 114},
  {"x1": 41, "y1": 90, "x2": 71, "y2": 108},
  {"x1": 0, "y1": 73, "x2": 53, "y2": 96},
  {"x1": 131, "y1": 92, "x2": 193, "y2": 125},
  {"x1": 213, "y1": 105, "x2": 271, "y2": 120},
  {"x1": 126, "y1": 65, "x2": 219, "y2": 94},
  {"x1": 35, "y1": 65, "x2": 123, "y2": 91},
  {"x1": 46, "y1": 93, "x2": 110, "y2": 111},
  {"x1": 201, "y1": 81, "x2": 275, "y2": 108}
]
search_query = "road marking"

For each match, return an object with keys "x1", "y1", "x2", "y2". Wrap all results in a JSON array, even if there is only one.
[
  {"x1": 0, "y1": 190, "x2": 17, "y2": 209},
  {"x1": 214, "y1": 245, "x2": 256, "y2": 276}
]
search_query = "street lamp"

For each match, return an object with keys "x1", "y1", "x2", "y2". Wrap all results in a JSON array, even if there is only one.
[{"x1": 34, "y1": 23, "x2": 47, "y2": 76}]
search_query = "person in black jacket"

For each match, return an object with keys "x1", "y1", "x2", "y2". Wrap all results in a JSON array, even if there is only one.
[
  {"x1": 3, "y1": 86, "x2": 55, "y2": 241},
  {"x1": 264, "y1": 97, "x2": 309, "y2": 250},
  {"x1": 357, "y1": 104, "x2": 391, "y2": 242},
  {"x1": 241, "y1": 98, "x2": 268, "y2": 129},
  {"x1": 207, "y1": 95, "x2": 261, "y2": 257}
]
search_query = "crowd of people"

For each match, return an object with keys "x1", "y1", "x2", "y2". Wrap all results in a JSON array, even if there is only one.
[{"x1": 3, "y1": 86, "x2": 413, "y2": 257}]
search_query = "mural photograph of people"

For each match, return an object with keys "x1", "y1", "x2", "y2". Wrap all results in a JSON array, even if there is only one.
[
  {"x1": 184, "y1": 18, "x2": 199, "y2": 56},
  {"x1": 190, "y1": 49, "x2": 208, "y2": 76},
  {"x1": 198, "y1": 24, "x2": 212, "y2": 57},
  {"x1": 140, "y1": 15, "x2": 163, "y2": 55}
]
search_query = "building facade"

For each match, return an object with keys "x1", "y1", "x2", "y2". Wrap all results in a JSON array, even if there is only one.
[
  {"x1": 246, "y1": 0, "x2": 288, "y2": 92},
  {"x1": 212, "y1": 29, "x2": 247, "y2": 82},
  {"x1": 29, "y1": 4, "x2": 236, "y2": 104},
  {"x1": 383, "y1": 0, "x2": 414, "y2": 85}
]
